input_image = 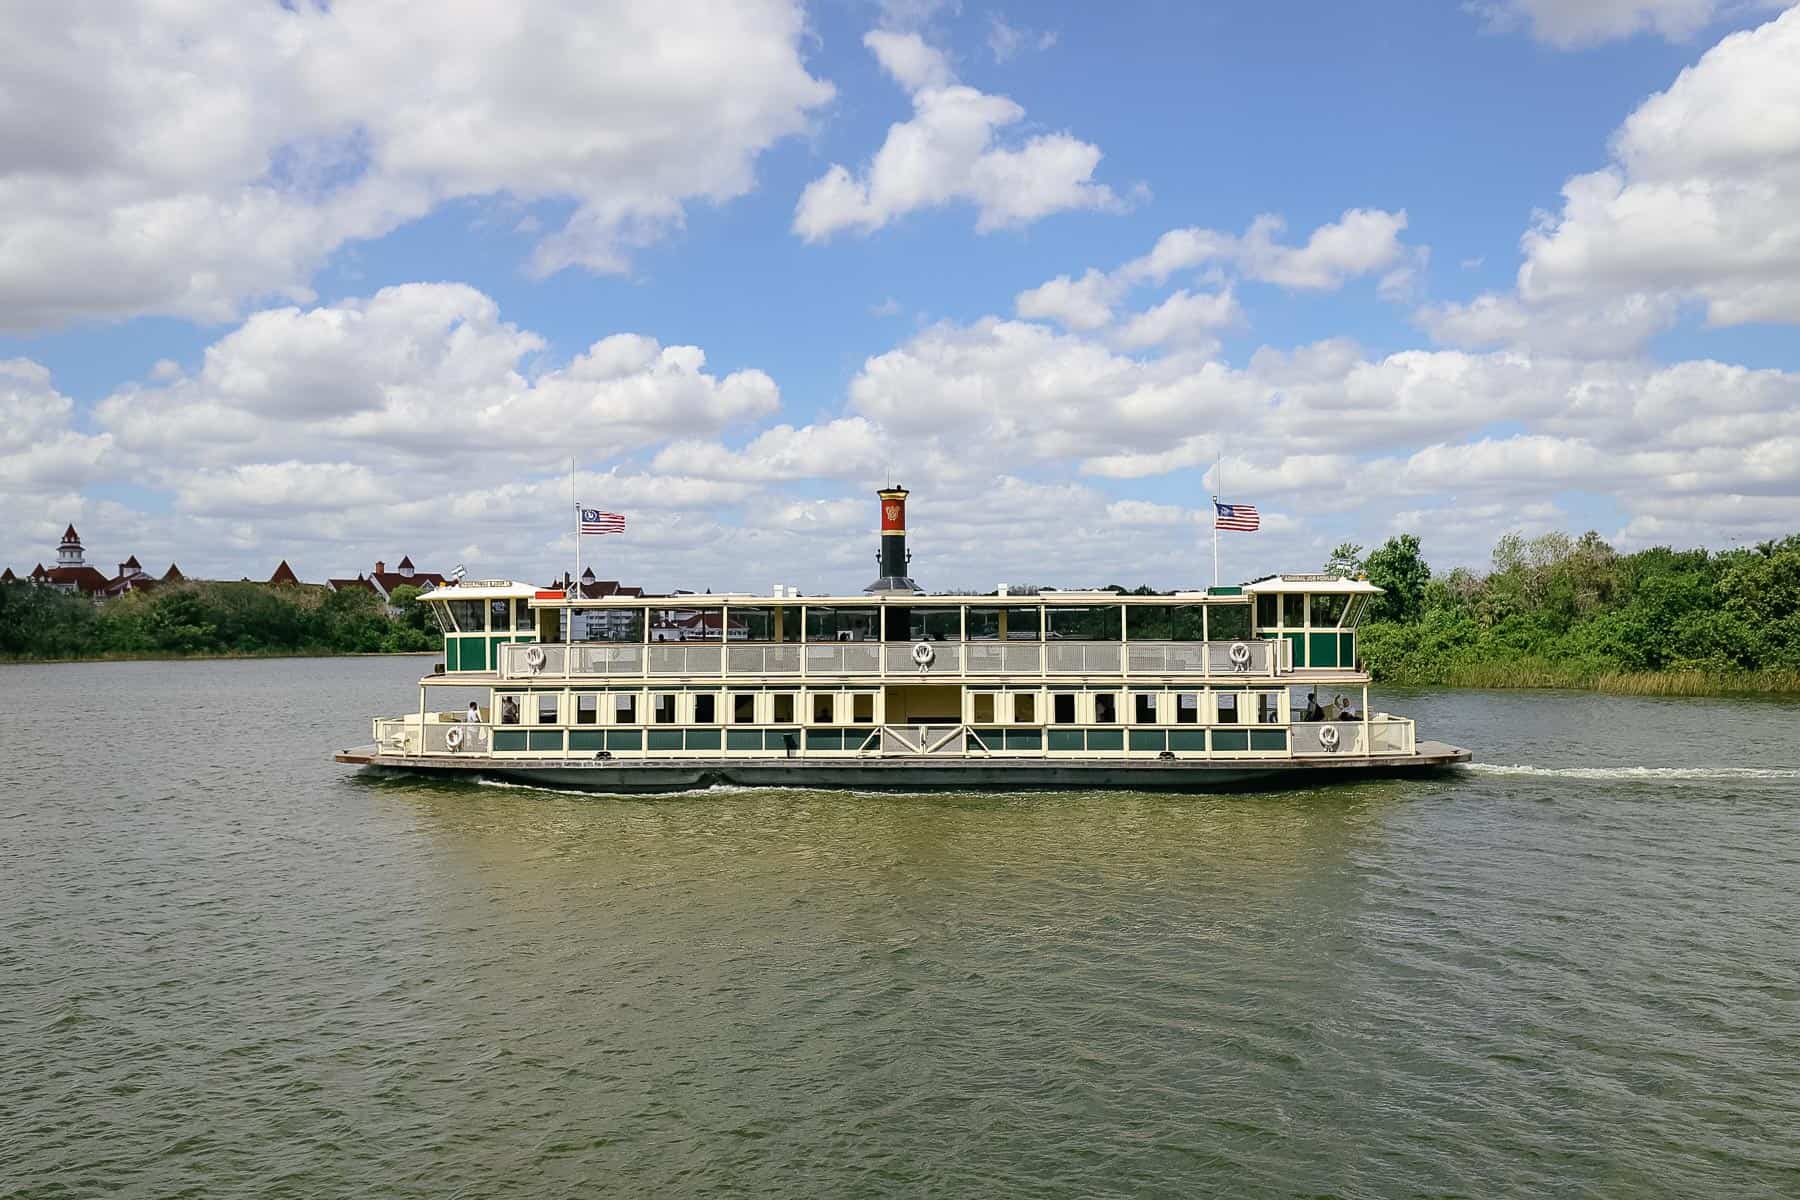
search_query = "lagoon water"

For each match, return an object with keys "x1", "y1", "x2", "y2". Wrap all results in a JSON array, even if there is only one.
[{"x1": 2, "y1": 656, "x2": 1797, "y2": 1198}]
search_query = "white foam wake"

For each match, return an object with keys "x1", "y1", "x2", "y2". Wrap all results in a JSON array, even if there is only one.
[{"x1": 1467, "y1": 763, "x2": 1800, "y2": 782}]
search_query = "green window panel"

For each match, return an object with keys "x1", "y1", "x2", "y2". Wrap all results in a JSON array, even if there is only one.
[
  {"x1": 568, "y1": 730, "x2": 606, "y2": 752},
  {"x1": 808, "y1": 729, "x2": 844, "y2": 751},
  {"x1": 727, "y1": 729, "x2": 763, "y2": 751},
  {"x1": 1168, "y1": 730, "x2": 1207, "y2": 752},
  {"x1": 1004, "y1": 728, "x2": 1043, "y2": 751},
  {"x1": 765, "y1": 730, "x2": 800, "y2": 753},
  {"x1": 606, "y1": 729, "x2": 642, "y2": 751},
  {"x1": 493, "y1": 729, "x2": 527, "y2": 752},
  {"x1": 1308, "y1": 632, "x2": 1340, "y2": 668},
  {"x1": 1087, "y1": 729, "x2": 1124, "y2": 751},
  {"x1": 1249, "y1": 729, "x2": 1288, "y2": 752},
  {"x1": 1047, "y1": 729, "x2": 1084, "y2": 752},
  {"x1": 970, "y1": 727, "x2": 1003, "y2": 750},
  {"x1": 1283, "y1": 631, "x2": 1304, "y2": 667},
  {"x1": 685, "y1": 729, "x2": 722, "y2": 751},
  {"x1": 527, "y1": 730, "x2": 564, "y2": 752},
  {"x1": 647, "y1": 730, "x2": 683, "y2": 752},
  {"x1": 1341, "y1": 632, "x2": 1356, "y2": 668},
  {"x1": 1212, "y1": 729, "x2": 1250, "y2": 752},
  {"x1": 1129, "y1": 730, "x2": 1167, "y2": 752}
]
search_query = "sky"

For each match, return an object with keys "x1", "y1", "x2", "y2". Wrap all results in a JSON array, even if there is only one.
[{"x1": 4, "y1": 0, "x2": 1799, "y2": 595}]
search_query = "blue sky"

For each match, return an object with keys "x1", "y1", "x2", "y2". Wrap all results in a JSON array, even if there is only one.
[{"x1": 4, "y1": 0, "x2": 1798, "y2": 593}]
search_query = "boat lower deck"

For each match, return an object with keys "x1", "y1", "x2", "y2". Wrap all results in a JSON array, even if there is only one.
[{"x1": 335, "y1": 741, "x2": 1472, "y2": 794}]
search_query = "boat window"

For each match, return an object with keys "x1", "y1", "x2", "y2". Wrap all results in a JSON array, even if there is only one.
[
  {"x1": 731, "y1": 606, "x2": 801, "y2": 643},
  {"x1": 1206, "y1": 604, "x2": 1251, "y2": 640},
  {"x1": 653, "y1": 693, "x2": 677, "y2": 724},
  {"x1": 1257, "y1": 692, "x2": 1282, "y2": 724},
  {"x1": 1342, "y1": 595, "x2": 1367, "y2": 629},
  {"x1": 1134, "y1": 693, "x2": 1158, "y2": 723},
  {"x1": 852, "y1": 693, "x2": 875, "y2": 724},
  {"x1": 732, "y1": 692, "x2": 756, "y2": 723},
  {"x1": 576, "y1": 694, "x2": 599, "y2": 725},
  {"x1": 972, "y1": 693, "x2": 996, "y2": 723},
  {"x1": 694, "y1": 694, "x2": 717, "y2": 724},
  {"x1": 771, "y1": 693, "x2": 795, "y2": 724},
  {"x1": 1256, "y1": 594, "x2": 1278, "y2": 628},
  {"x1": 650, "y1": 606, "x2": 722, "y2": 643},
  {"x1": 966, "y1": 606, "x2": 1043, "y2": 640},
  {"x1": 908, "y1": 607, "x2": 961, "y2": 641},
  {"x1": 1013, "y1": 693, "x2": 1037, "y2": 723},
  {"x1": 1045, "y1": 605, "x2": 1119, "y2": 640},
  {"x1": 1125, "y1": 605, "x2": 1204, "y2": 641},
  {"x1": 1175, "y1": 693, "x2": 1199, "y2": 724},
  {"x1": 532, "y1": 694, "x2": 555, "y2": 724},
  {"x1": 1217, "y1": 693, "x2": 1240, "y2": 724},
  {"x1": 1310, "y1": 593, "x2": 1347, "y2": 627},
  {"x1": 1053, "y1": 693, "x2": 1077, "y2": 724},
  {"x1": 813, "y1": 693, "x2": 836, "y2": 723},
  {"x1": 806, "y1": 606, "x2": 879, "y2": 643},
  {"x1": 490, "y1": 599, "x2": 511, "y2": 632},
  {"x1": 1094, "y1": 694, "x2": 1117, "y2": 723},
  {"x1": 426, "y1": 601, "x2": 453, "y2": 633},
  {"x1": 499, "y1": 695, "x2": 521, "y2": 725},
  {"x1": 1282, "y1": 594, "x2": 1305, "y2": 627},
  {"x1": 613, "y1": 693, "x2": 637, "y2": 724},
  {"x1": 573, "y1": 607, "x2": 645, "y2": 643},
  {"x1": 447, "y1": 599, "x2": 484, "y2": 632}
]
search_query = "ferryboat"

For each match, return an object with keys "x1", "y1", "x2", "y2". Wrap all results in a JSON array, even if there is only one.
[{"x1": 335, "y1": 487, "x2": 1470, "y2": 791}]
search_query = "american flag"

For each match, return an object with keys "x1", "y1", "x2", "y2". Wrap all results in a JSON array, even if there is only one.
[
  {"x1": 1213, "y1": 500, "x2": 1260, "y2": 532},
  {"x1": 579, "y1": 508, "x2": 626, "y2": 535}
]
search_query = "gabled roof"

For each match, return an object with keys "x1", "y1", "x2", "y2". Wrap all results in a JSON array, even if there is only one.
[
  {"x1": 62, "y1": 524, "x2": 79, "y2": 542},
  {"x1": 38, "y1": 565, "x2": 111, "y2": 593},
  {"x1": 369, "y1": 568, "x2": 445, "y2": 595},
  {"x1": 398, "y1": 555, "x2": 415, "y2": 569},
  {"x1": 122, "y1": 555, "x2": 141, "y2": 569},
  {"x1": 163, "y1": 564, "x2": 184, "y2": 581},
  {"x1": 1, "y1": 568, "x2": 15, "y2": 583},
  {"x1": 268, "y1": 560, "x2": 300, "y2": 586},
  {"x1": 326, "y1": 575, "x2": 378, "y2": 593}
]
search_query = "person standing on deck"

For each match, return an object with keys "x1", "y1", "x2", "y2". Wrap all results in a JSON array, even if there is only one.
[{"x1": 465, "y1": 701, "x2": 482, "y2": 723}]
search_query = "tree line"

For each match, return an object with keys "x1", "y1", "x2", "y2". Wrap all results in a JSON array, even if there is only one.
[
  {"x1": 1338, "y1": 531, "x2": 1800, "y2": 690},
  {"x1": 0, "y1": 580, "x2": 439, "y2": 660}
]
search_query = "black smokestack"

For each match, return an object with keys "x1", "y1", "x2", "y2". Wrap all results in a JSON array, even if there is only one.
[{"x1": 864, "y1": 485, "x2": 920, "y2": 594}]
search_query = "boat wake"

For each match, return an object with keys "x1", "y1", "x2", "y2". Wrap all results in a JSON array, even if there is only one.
[{"x1": 1467, "y1": 763, "x2": 1800, "y2": 783}]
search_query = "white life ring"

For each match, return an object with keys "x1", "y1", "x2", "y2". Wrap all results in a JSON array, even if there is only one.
[
  {"x1": 1229, "y1": 641, "x2": 1252, "y2": 669},
  {"x1": 446, "y1": 725, "x2": 466, "y2": 751},
  {"x1": 523, "y1": 644, "x2": 546, "y2": 672},
  {"x1": 911, "y1": 641, "x2": 935, "y2": 668},
  {"x1": 1318, "y1": 724, "x2": 1340, "y2": 751}
]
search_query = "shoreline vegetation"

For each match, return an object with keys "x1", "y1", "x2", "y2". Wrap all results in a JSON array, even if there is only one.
[{"x1": 5, "y1": 530, "x2": 1797, "y2": 697}]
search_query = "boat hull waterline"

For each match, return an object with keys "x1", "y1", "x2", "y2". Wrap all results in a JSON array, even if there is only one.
[{"x1": 337, "y1": 741, "x2": 1472, "y2": 794}]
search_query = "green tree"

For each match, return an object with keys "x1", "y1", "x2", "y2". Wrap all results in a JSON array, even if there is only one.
[
  {"x1": 1364, "y1": 534, "x2": 1430, "y2": 624},
  {"x1": 1324, "y1": 542, "x2": 1365, "y2": 579}
]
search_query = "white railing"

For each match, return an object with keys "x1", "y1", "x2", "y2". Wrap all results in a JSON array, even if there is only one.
[
  {"x1": 1046, "y1": 642, "x2": 1122, "y2": 674},
  {"x1": 876, "y1": 724, "x2": 970, "y2": 755},
  {"x1": 423, "y1": 721, "x2": 490, "y2": 755},
  {"x1": 883, "y1": 643, "x2": 963, "y2": 676},
  {"x1": 1290, "y1": 717, "x2": 1414, "y2": 757},
  {"x1": 495, "y1": 637, "x2": 1302, "y2": 679},
  {"x1": 728, "y1": 644, "x2": 804, "y2": 675}
]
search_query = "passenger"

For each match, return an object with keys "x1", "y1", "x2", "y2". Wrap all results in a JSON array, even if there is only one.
[
  {"x1": 1303, "y1": 692, "x2": 1324, "y2": 721},
  {"x1": 464, "y1": 701, "x2": 482, "y2": 723},
  {"x1": 501, "y1": 696, "x2": 520, "y2": 725}
]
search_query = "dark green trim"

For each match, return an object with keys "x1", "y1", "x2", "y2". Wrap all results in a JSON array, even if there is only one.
[
  {"x1": 1249, "y1": 729, "x2": 1288, "y2": 752},
  {"x1": 527, "y1": 730, "x2": 563, "y2": 752},
  {"x1": 1168, "y1": 729, "x2": 1207, "y2": 752},
  {"x1": 493, "y1": 729, "x2": 527, "y2": 752},
  {"x1": 1129, "y1": 730, "x2": 1167, "y2": 752},
  {"x1": 606, "y1": 729, "x2": 642, "y2": 751},
  {"x1": 647, "y1": 730, "x2": 683, "y2": 752},
  {"x1": 1047, "y1": 729, "x2": 1084, "y2": 752},
  {"x1": 1212, "y1": 729, "x2": 1249, "y2": 751},
  {"x1": 1086, "y1": 729, "x2": 1123, "y2": 751},
  {"x1": 568, "y1": 730, "x2": 605, "y2": 752},
  {"x1": 684, "y1": 729, "x2": 722, "y2": 751}
]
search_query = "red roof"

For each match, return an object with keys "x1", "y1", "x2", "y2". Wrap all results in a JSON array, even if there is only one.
[
  {"x1": 398, "y1": 555, "x2": 415, "y2": 569},
  {"x1": 1, "y1": 568, "x2": 15, "y2": 583},
  {"x1": 122, "y1": 555, "x2": 141, "y2": 569},
  {"x1": 268, "y1": 560, "x2": 300, "y2": 586},
  {"x1": 163, "y1": 564, "x2": 184, "y2": 581},
  {"x1": 62, "y1": 524, "x2": 79, "y2": 542},
  {"x1": 371, "y1": 570, "x2": 444, "y2": 595},
  {"x1": 327, "y1": 576, "x2": 378, "y2": 593},
  {"x1": 38, "y1": 565, "x2": 111, "y2": 594}
]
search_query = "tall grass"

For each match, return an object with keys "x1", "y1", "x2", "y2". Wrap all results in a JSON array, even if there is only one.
[{"x1": 1382, "y1": 658, "x2": 1800, "y2": 696}]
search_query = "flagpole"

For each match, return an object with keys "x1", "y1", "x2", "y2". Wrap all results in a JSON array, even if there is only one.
[
  {"x1": 1211, "y1": 449, "x2": 1221, "y2": 589},
  {"x1": 571, "y1": 457, "x2": 580, "y2": 596}
]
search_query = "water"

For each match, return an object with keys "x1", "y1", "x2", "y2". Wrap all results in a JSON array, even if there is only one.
[{"x1": 3, "y1": 658, "x2": 1797, "y2": 1198}]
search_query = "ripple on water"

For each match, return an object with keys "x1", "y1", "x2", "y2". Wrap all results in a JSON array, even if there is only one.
[{"x1": 1, "y1": 661, "x2": 1798, "y2": 1198}]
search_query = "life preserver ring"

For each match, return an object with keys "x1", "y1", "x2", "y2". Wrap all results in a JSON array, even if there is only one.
[
  {"x1": 911, "y1": 641, "x2": 935, "y2": 668},
  {"x1": 446, "y1": 725, "x2": 466, "y2": 751},
  {"x1": 523, "y1": 644, "x2": 546, "y2": 672},
  {"x1": 1229, "y1": 641, "x2": 1251, "y2": 670},
  {"x1": 1318, "y1": 724, "x2": 1340, "y2": 751}
]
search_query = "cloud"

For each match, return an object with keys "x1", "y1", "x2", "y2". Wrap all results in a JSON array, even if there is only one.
[
  {"x1": 1515, "y1": 7, "x2": 1800, "y2": 326},
  {"x1": 1465, "y1": 0, "x2": 1766, "y2": 47},
  {"x1": 1126, "y1": 209, "x2": 1414, "y2": 291},
  {"x1": 987, "y1": 16, "x2": 1058, "y2": 62},
  {"x1": 792, "y1": 31, "x2": 1118, "y2": 240},
  {"x1": 651, "y1": 418, "x2": 886, "y2": 481},
  {"x1": 1114, "y1": 289, "x2": 1242, "y2": 349},
  {"x1": 0, "y1": 0, "x2": 833, "y2": 331}
]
